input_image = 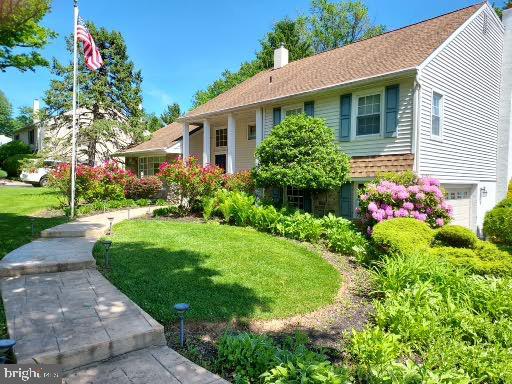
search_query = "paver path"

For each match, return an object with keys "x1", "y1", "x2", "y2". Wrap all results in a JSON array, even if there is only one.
[{"x1": 0, "y1": 207, "x2": 228, "y2": 383}]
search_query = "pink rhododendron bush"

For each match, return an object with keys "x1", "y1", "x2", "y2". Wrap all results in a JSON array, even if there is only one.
[{"x1": 357, "y1": 177, "x2": 452, "y2": 232}]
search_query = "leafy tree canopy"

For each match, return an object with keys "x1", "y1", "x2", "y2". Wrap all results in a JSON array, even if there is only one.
[
  {"x1": 145, "y1": 113, "x2": 164, "y2": 132},
  {"x1": 0, "y1": 0, "x2": 56, "y2": 72},
  {"x1": 0, "y1": 90, "x2": 13, "y2": 136},
  {"x1": 494, "y1": 1, "x2": 512, "y2": 18},
  {"x1": 44, "y1": 21, "x2": 144, "y2": 164},
  {"x1": 191, "y1": 0, "x2": 383, "y2": 109},
  {"x1": 160, "y1": 103, "x2": 181, "y2": 124},
  {"x1": 253, "y1": 114, "x2": 351, "y2": 190}
]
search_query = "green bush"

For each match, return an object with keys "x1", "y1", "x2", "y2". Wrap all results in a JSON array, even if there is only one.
[
  {"x1": 507, "y1": 179, "x2": 512, "y2": 200},
  {"x1": 153, "y1": 205, "x2": 183, "y2": 217},
  {"x1": 3, "y1": 153, "x2": 35, "y2": 177},
  {"x1": 0, "y1": 140, "x2": 31, "y2": 166},
  {"x1": 374, "y1": 170, "x2": 418, "y2": 187},
  {"x1": 321, "y1": 214, "x2": 368, "y2": 261},
  {"x1": 372, "y1": 218, "x2": 435, "y2": 257},
  {"x1": 434, "y1": 225, "x2": 478, "y2": 249},
  {"x1": 496, "y1": 198, "x2": 512, "y2": 208},
  {"x1": 484, "y1": 207, "x2": 512, "y2": 245},
  {"x1": 0, "y1": 169, "x2": 6, "y2": 179},
  {"x1": 262, "y1": 361, "x2": 348, "y2": 384}
]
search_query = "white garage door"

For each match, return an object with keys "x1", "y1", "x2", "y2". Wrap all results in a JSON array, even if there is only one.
[{"x1": 445, "y1": 187, "x2": 472, "y2": 228}]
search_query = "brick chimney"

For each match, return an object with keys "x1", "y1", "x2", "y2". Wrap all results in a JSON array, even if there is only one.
[
  {"x1": 273, "y1": 43, "x2": 289, "y2": 69},
  {"x1": 497, "y1": 7, "x2": 512, "y2": 200}
]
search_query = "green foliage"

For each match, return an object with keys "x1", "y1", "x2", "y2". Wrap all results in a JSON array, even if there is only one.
[
  {"x1": 430, "y1": 242, "x2": 512, "y2": 276},
  {"x1": 254, "y1": 115, "x2": 350, "y2": 190},
  {"x1": 63, "y1": 198, "x2": 158, "y2": 217},
  {"x1": 153, "y1": 205, "x2": 183, "y2": 218},
  {"x1": 507, "y1": 179, "x2": 512, "y2": 200},
  {"x1": 354, "y1": 251, "x2": 512, "y2": 382},
  {"x1": 0, "y1": 140, "x2": 31, "y2": 166},
  {"x1": 124, "y1": 176, "x2": 163, "y2": 200},
  {"x1": 309, "y1": 0, "x2": 385, "y2": 52},
  {"x1": 0, "y1": 89, "x2": 13, "y2": 136},
  {"x1": 496, "y1": 197, "x2": 512, "y2": 208},
  {"x1": 143, "y1": 113, "x2": 164, "y2": 133},
  {"x1": 0, "y1": 169, "x2": 6, "y2": 179},
  {"x1": 371, "y1": 218, "x2": 434, "y2": 257},
  {"x1": 434, "y1": 225, "x2": 478, "y2": 249},
  {"x1": 0, "y1": 0, "x2": 56, "y2": 72},
  {"x1": 3, "y1": 153, "x2": 34, "y2": 177},
  {"x1": 374, "y1": 170, "x2": 418, "y2": 187},
  {"x1": 44, "y1": 21, "x2": 144, "y2": 163},
  {"x1": 484, "y1": 207, "x2": 512, "y2": 245},
  {"x1": 262, "y1": 361, "x2": 349, "y2": 384},
  {"x1": 204, "y1": 190, "x2": 368, "y2": 259},
  {"x1": 160, "y1": 103, "x2": 181, "y2": 124}
]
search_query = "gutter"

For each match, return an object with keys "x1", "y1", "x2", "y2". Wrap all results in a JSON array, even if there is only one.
[
  {"x1": 412, "y1": 72, "x2": 422, "y2": 175},
  {"x1": 178, "y1": 67, "x2": 418, "y2": 123}
]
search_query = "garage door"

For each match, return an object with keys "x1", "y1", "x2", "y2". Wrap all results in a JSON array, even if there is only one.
[{"x1": 445, "y1": 187, "x2": 472, "y2": 228}]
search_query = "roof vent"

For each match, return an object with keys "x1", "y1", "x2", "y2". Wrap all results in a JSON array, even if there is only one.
[{"x1": 273, "y1": 43, "x2": 288, "y2": 69}]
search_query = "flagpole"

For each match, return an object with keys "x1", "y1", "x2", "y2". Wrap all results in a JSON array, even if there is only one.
[{"x1": 70, "y1": 0, "x2": 79, "y2": 218}]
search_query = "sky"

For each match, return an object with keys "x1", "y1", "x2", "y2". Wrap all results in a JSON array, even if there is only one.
[{"x1": 0, "y1": 0, "x2": 507, "y2": 117}]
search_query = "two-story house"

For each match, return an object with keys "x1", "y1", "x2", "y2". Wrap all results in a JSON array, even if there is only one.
[{"x1": 169, "y1": 2, "x2": 508, "y2": 233}]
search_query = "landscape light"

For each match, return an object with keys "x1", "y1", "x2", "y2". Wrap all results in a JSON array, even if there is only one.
[{"x1": 174, "y1": 303, "x2": 190, "y2": 347}]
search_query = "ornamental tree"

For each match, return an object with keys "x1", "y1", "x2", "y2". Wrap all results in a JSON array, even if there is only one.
[{"x1": 253, "y1": 114, "x2": 351, "y2": 190}]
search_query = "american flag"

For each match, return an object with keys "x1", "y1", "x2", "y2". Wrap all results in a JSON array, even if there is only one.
[{"x1": 77, "y1": 16, "x2": 103, "y2": 71}]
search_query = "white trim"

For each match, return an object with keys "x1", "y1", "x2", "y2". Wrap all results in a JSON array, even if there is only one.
[
  {"x1": 247, "y1": 122, "x2": 256, "y2": 140},
  {"x1": 182, "y1": 122, "x2": 189, "y2": 159},
  {"x1": 418, "y1": 3, "x2": 488, "y2": 71},
  {"x1": 214, "y1": 126, "x2": 228, "y2": 152},
  {"x1": 255, "y1": 108, "x2": 263, "y2": 146},
  {"x1": 411, "y1": 76, "x2": 421, "y2": 174},
  {"x1": 351, "y1": 86, "x2": 385, "y2": 139},
  {"x1": 430, "y1": 88, "x2": 444, "y2": 141},
  {"x1": 203, "y1": 119, "x2": 211, "y2": 166},
  {"x1": 227, "y1": 114, "x2": 236, "y2": 174}
]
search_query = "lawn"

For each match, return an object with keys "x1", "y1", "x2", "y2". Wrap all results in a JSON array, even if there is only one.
[
  {"x1": 0, "y1": 187, "x2": 67, "y2": 259},
  {"x1": 94, "y1": 219, "x2": 341, "y2": 323}
]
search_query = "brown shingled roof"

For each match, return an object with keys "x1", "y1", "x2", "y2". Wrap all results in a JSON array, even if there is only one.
[
  {"x1": 350, "y1": 154, "x2": 415, "y2": 178},
  {"x1": 185, "y1": 3, "x2": 482, "y2": 119},
  {"x1": 116, "y1": 122, "x2": 198, "y2": 155}
]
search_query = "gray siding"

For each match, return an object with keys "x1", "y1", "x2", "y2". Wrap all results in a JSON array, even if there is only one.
[
  {"x1": 418, "y1": 7, "x2": 503, "y2": 182},
  {"x1": 263, "y1": 78, "x2": 415, "y2": 157}
]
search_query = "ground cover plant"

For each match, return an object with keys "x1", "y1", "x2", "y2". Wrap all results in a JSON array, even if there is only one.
[{"x1": 93, "y1": 219, "x2": 340, "y2": 322}]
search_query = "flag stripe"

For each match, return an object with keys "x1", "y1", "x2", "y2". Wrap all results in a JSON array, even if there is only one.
[{"x1": 77, "y1": 17, "x2": 103, "y2": 71}]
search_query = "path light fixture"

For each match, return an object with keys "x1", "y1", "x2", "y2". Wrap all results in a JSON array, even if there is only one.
[
  {"x1": 101, "y1": 240, "x2": 112, "y2": 270},
  {"x1": 107, "y1": 217, "x2": 114, "y2": 235},
  {"x1": 174, "y1": 303, "x2": 190, "y2": 347},
  {"x1": 0, "y1": 339, "x2": 16, "y2": 363}
]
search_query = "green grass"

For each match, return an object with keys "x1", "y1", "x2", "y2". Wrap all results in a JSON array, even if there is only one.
[
  {"x1": 0, "y1": 187, "x2": 67, "y2": 259},
  {"x1": 94, "y1": 219, "x2": 341, "y2": 323},
  {"x1": 0, "y1": 187, "x2": 67, "y2": 338}
]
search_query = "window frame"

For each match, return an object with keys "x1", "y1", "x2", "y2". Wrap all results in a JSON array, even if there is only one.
[
  {"x1": 352, "y1": 87, "x2": 385, "y2": 139},
  {"x1": 28, "y1": 129, "x2": 35, "y2": 145},
  {"x1": 431, "y1": 89, "x2": 444, "y2": 141},
  {"x1": 247, "y1": 123, "x2": 256, "y2": 140},
  {"x1": 138, "y1": 155, "x2": 165, "y2": 178},
  {"x1": 215, "y1": 127, "x2": 228, "y2": 148}
]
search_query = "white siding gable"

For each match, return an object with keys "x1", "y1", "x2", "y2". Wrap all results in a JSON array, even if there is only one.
[{"x1": 418, "y1": 6, "x2": 503, "y2": 182}]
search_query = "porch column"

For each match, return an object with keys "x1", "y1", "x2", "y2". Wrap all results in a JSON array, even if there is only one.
[
  {"x1": 227, "y1": 113, "x2": 236, "y2": 174},
  {"x1": 255, "y1": 108, "x2": 263, "y2": 146},
  {"x1": 203, "y1": 119, "x2": 211, "y2": 166},
  {"x1": 182, "y1": 122, "x2": 189, "y2": 160}
]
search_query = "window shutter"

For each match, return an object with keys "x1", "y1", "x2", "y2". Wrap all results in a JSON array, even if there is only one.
[
  {"x1": 385, "y1": 84, "x2": 399, "y2": 137},
  {"x1": 340, "y1": 183, "x2": 353, "y2": 219},
  {"x1": 340, "y1": 94, "x2": 352, "y2": 142},
  {"x1": 273, "y1": 107, "x2": 282, "y2": 127},
  {"x1": 304, "y1": 101, "x2": 315, "y2": 117}
]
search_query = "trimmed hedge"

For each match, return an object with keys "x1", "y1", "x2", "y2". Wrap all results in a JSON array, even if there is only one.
[
  {"x1": 372, "y1": 218, "x2": 434, "y2": 256},
  {"x1": 0, "y1": 140, "x2": 31, "y2": 166},
  {"x1": 484, "y1": 207, "x2": 512, "y2": 245},
  {"x1": 3, "y1": 153, "x2": 35, "y2": 177},
  {"x1": 434, "y1": 225, "x2": 478, "y2": 249}
]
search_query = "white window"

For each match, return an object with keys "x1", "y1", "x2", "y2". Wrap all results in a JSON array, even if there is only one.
[
  {"x1": 247, "y1": 124, "x2": 256, "y2": 140},
  {"x1": 356, "y1": 93, "x2": 381, "y2": 136},
  {"x1": 215, "y1": 128, "x2": 227, "y2": 148},
  {"x1": 432, "y1": 92, "x2": 443, "y2": 138},
  {"x1": 284, "y1": 106, "x2": 302, "y2": 117},
  {"x1": 138, "y1": 156, "x2": 165, "y2": 177}
]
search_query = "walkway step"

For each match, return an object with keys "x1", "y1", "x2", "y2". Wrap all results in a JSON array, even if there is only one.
[
  {"x1": 1, "y1": 269, "x2": 165, "y2": 370},
  {"x1": 0, "y1": 238, "x2": 96, "y2": 277},
  {"x1": 64, "y1": 346, "x2": 229, "y2": 384}
]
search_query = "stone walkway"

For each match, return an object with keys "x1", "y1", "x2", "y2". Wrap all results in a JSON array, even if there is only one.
[{"x1": 0, "y1": 207, "x2": 228, "y2": 383}]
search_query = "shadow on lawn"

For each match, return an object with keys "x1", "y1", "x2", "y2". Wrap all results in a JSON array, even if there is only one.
[
  {"x1": 0, "y1": 212, "x2": 68, "y2": 259},
  {"x1": 94, "y1": 241, "x2": 273, "y2": 324}
]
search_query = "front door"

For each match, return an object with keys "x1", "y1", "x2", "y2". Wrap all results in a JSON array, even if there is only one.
[{"x1": 215, "y1": 154, "x2": 226, "y2": 172}]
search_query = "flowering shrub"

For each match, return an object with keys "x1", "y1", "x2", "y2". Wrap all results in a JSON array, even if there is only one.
[
  {"x1": 358, "y1": 177, "x2": 452, "y2": 232},
  {"x1": 49, "y1": 161, "x2": 134, "y2": 206},
  {"x1": 125, "y1": 176, "x2": 163, "y2": 199},
  {"x1": 223, "y1": 170, "x2": 255, "y2": 194},
  {"x1": 157, "y1": 157, "x2": 224, "y2": 211}
]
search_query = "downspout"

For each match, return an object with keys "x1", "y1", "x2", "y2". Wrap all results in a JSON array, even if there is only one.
[{"x1": 412, "y1": 72, "x2": 422, "y2": 176}]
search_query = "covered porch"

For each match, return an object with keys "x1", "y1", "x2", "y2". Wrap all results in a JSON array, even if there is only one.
[{"x1": 180, "y1": 108, "x2": 264, "y2": 174}]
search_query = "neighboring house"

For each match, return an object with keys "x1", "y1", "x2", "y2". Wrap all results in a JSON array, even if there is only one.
[
  {"x1": 175, "y1": 2, "x2": 509, "y2": 233},
  {"x1": 114, "y1": 123, "x2": 198, "y2": 177},
  {"x1": 0, "y1": 135, "x2": 11, "y2": 146},
  {"x1": 15, "y1": 99, "x2": 133, "y2": 165}
]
